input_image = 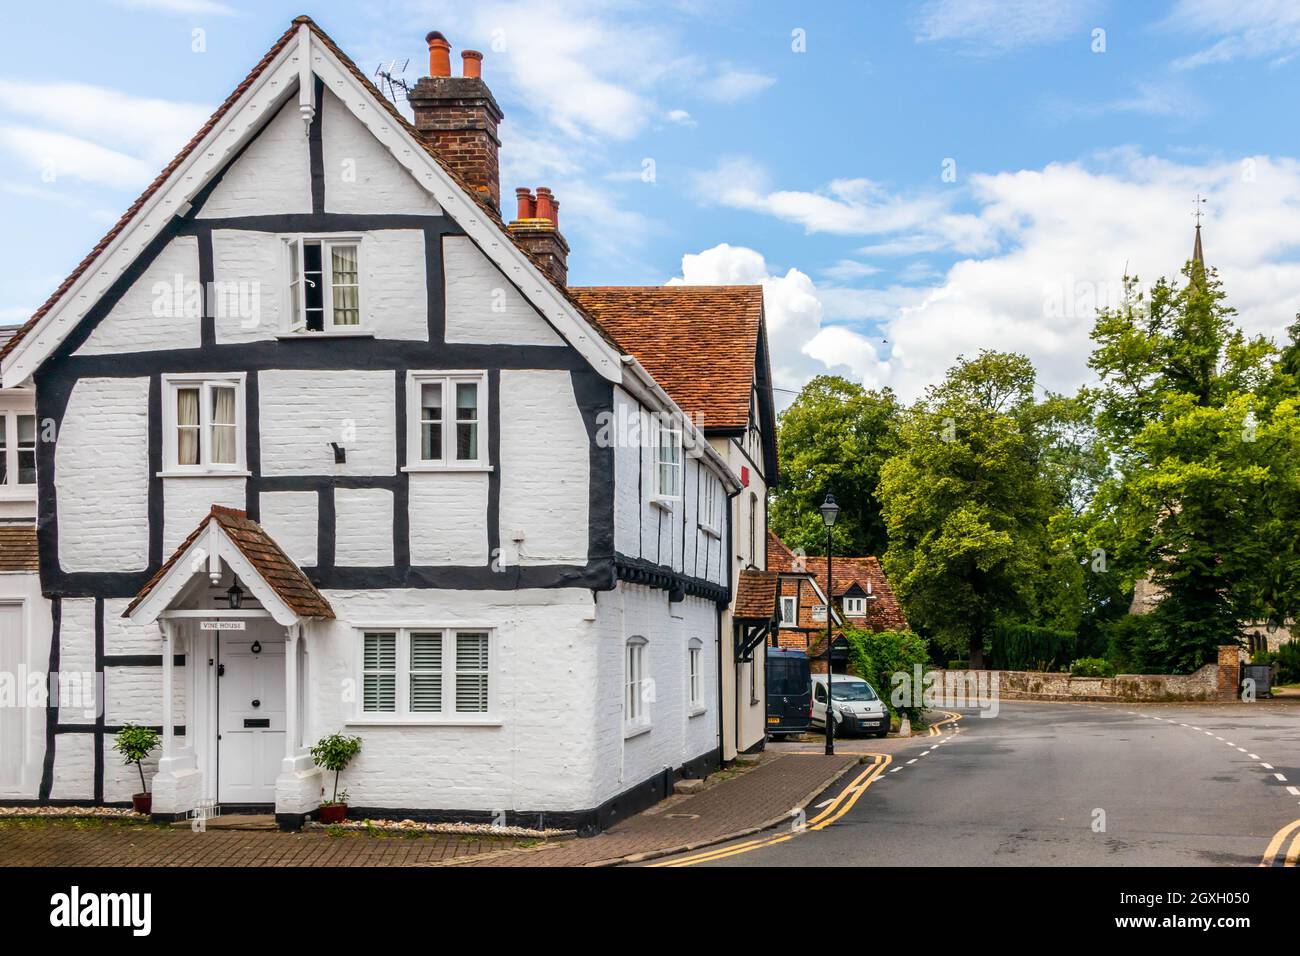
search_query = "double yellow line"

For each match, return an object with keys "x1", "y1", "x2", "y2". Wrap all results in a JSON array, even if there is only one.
[
  {"x1": 651, "y1": 754, "x2": 892, "y2": 867},
  {"x1": 1260, "y1": 818, "x2": 1300, "y2": 867}
]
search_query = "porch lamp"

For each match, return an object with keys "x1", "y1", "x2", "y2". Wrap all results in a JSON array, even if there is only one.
[
  {"x1": 226, "y1": 581, "x2": 244, "y2": 610},
  {"x1": 818, "y1": 492, "x2": 840, "y2": 756}
]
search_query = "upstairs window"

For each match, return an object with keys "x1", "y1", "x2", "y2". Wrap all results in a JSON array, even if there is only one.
[
  {"x1": 700, "y1": 474, "x2": 720, "y2": 535},
  {"x1": 844, "y1": 597, "x2": 867, "y2": 617},
  {"x1": 652, "y1": 416, "x2": 682, "y2": 502},
  {"x1": 779, "y1": 595, "x2": 797, "y2": 626},
  {"x1": 162, "y1": 375, "x2": 245, "y2": 473},
  {"x1": 0, "y1": 411, "x2": 36, "y2": 489},
  {"x1": 286, "y1": 237, "x2": 362, "y2": 333},
  {"x1": 405, "y1": 372, "x2": 489, "y2": 469}
]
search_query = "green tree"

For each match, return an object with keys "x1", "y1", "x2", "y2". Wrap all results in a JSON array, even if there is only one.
[
  {"x1": 877, "y1": 352, "x2": 1060, "y2": 667},
  {"x1": 770, "y1": 375, "x2": 901, "y2": 556},
  {"x1": 1085, "y1": 262, "x2": 1296, "y2": 671}
]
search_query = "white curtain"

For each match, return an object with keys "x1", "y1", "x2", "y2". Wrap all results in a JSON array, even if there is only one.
[
  {"x1": 211, "y1": 387, "x2": 237, "y2": 465},
  {"x1": 331, "y1": 245, "x2": 360, "y2": 326},
  {"x1": 177, "y1": 388, "x2": 199, "y2": 465}
]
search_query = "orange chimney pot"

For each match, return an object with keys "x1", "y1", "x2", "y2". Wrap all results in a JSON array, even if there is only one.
[
  {"x1": 462, "y1": 50, "x2": 483, "y2": 78},
  {"x1": 535, "y1": 187, "x2": 556, "y2": 223},
  {"x1": 426, "y1": 31, "x2": 451, "y2": 77},
  {"x1": 515, "y1": 187, "x2": 535, "y2": 220}
]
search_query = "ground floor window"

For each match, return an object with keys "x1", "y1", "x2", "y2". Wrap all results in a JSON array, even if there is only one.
[
  {"x1": 359, "y1": 627, "x2": 493, "y2": 719},
  {"x1": 688, "y1": 638, "x2": 703, "y2": 712},
  {"x1": 625, "y1": 636, "x2": 650, "y2": 732}
]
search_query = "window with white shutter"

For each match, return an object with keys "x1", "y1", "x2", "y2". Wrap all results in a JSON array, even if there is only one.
[
  {"x1": 624, "y1": 636, "x2": 650, "y2": 734},
  {"x1": 354, "y1": 628, "x2": 495, "y2": 722}
]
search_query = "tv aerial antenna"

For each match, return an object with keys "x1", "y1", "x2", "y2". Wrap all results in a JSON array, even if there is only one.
[{"x1": 375, "y1": 59, "x2": 412, "y2": 103}]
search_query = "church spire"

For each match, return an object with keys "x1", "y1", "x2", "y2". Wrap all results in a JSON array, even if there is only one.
[{"x1": 1190, "y1": 194, "x2": 1207, "y2": 288}]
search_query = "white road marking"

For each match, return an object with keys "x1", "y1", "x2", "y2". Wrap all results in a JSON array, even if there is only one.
[
  {"x1": 1275, "y1": 773, "x2": 1288, "y2": 783},
  {"x1": 1236, "y1": 747, "x2": 1248, "y2": 753},
  {"x1": 1192, "y1": 726, "x2": 1202, "y2": 731},
  {"x1": 1287, "y1": 787, "x2": 1300, "y2": 796},
  {"x1": 1263, "y1": 763, "x2": 1275, "y2": 770},
  {"x1": 1249, "y1": 754, "x2": 1260, "y2": 760},
  {"x1": 906, "y1": 758, "x2": 918, "y2": 765},
  {"x1": 814, "y1": 799, "x2": 835, "y2": 809},
  {"x1": 889, "y1": 767, "x2": 902, "y2": 773}
]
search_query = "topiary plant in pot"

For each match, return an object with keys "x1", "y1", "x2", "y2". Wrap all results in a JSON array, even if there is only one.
[
  {"x1": 112, "y1": 723, "x2": 161, "y2": 815},
  {"x1": 310, "y1": 733, "x2": 362, "y2": 824}
]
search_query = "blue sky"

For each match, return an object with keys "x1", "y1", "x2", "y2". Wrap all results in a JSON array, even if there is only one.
[{"x1": 4, "y1": 0, "x2": 1300, "y2": 400}]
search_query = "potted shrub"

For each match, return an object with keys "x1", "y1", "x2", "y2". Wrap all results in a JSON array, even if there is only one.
[
  {"x1": 112, "y1": 723, "x2": 160, "y2": 815},
  {"x1": 310, "y1": 732, "x2": 361, "y2": 824}
]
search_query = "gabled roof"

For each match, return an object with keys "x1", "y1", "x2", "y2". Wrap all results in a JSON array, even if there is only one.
[
  {"x1": 124, "y1": 505, "x2": 333, "y2": 621},
  {"x1": 766, "y1": 531, "x2": 909, "y2": 632},
  {"x1": 0, "y1": 525, "x2": 38, "y2": 572},
  {"x1": 1, "y1": 16, "x2": 621, "y2": 375},
  {"x1": 568, "y1": 286, "x2": 764, "y2": 431}
]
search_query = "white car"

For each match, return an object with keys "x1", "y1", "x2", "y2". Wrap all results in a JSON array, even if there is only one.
[{"x1": 811, "y1": 674, "x2": 890, "y2": 738}]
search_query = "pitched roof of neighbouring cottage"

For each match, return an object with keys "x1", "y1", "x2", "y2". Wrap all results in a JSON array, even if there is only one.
[
  {"x1": 0, "y1": 525, "x2": 38, "y2": 572},
  {"x1": 766, "y1": 531, "x2": 909, "y2": 632},
  {"x1": 124, "y1": 505, "x2": 334, "y2": 620},
  {"x1": 568, "y1": 286, "x2": 764, "y2": 431},
  {"x1": 734, "y1": 568, "x2": 780, "y2": 622}
]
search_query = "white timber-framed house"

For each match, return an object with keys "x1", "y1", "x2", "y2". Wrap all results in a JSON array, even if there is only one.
[{"x1": 0, "y1": 18, "x2": 765, "y2": 832}]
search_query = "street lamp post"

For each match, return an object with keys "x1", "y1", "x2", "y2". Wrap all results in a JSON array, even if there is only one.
[{"x1": 819, "y1": 492, "x2": 840, "y2": 756}]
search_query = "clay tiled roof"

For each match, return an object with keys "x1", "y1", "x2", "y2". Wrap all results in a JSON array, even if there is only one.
[
  {"x1": 124, "y1": 505, "x2": 334, "y2": 620},
  {"x1": 2, "y1": 16, "x2": 619, "y2": 369},
  {"x1": 767, "y1": 532, "x2": 909, "y2": 633},
  {"x1": 0, "y1": 525, "x2": 38, "y2": 572},
  {"x1": 568, "y1": 286, "x2": 764, "y2": 430},
  {"x1": 734, "y1": 568, "x2": 780, "y2": 622}
]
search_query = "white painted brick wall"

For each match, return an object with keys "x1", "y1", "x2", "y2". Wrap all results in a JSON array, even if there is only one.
[
  {"x1": 56, "y1": 377, "x2": 151, "y2": 573},
  {"x1": 308, "y1": 587, "x2": 600, "y2": 810},
  {"x1": 104, "y1": 665, "x2": 186, "y2": 727},
  {"x1": 322, "y1": 89, "x2": 441, "y2": 216},
  {"x1": 49, "y1": 733, "x2": 93, "y2": 802},
  {"x1": 104, "y1": 598, "x2": 162, "y2": 656},
  {"x1": 364, "y1": 230, "x2": 428, "y2": 341},
  {"x1": 197, "y1": 97, "x2": 311, "y2": 218},
  {"x1": 162, "y1": 476, "x2": 246, "y2": 555},
  {"x1": 102, "y1": 736, "x2": 184, "y2": 803},
  {"x1": 258, "y1": 490, "x2": 319, "y2": 567},
  {"x1": 498, "y1": 370, "x2": 588, "y2": 565},
  {"x1": 443, "y1": 236, "x2": 564, "y2": 346},
  {"x1": 213, "y1": 230, "x2": 282, "y2": 343},
  {"x1": 334, "y1": 487, "x2": 394, "y2": 566},
  {"x1": 258, "y1": 369, "x2": 395, "y2": 476},
  {"x1": 76, "y1": 237, "x2": 201, "y2": 355},
  {"x1": 408, "y1": 472, "x2": 488, "y2": 565}
]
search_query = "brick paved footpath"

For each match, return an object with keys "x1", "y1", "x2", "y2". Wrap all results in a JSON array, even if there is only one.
[{"x1": 0, "y1": 751, "x2": 872, "y2": 868}]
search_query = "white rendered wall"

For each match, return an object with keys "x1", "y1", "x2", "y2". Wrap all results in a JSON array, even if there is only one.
[
  {"x1": 498, "y1": 370, "x2": 588, "y2": 565},
  {"x1": 56, "y1": 377, "x2": 151, "y2": 573},
  {"x1": 258, "y1": 490, "x2": 319, "y2": 567},
  {"x1": 76, "y1": 236, "x2": 201, "y2": 355},
  {"x1": 306, "y1": 587, "x2": 601, "y2": 812},
  {"x1": 443, "y1": 237, "x2": 563, "y2": 346},
  {"x1": 408, "y1": 472, "x2": 489, "y2": 566},
  {"x1": 213, "y1": 230, "x2": 282, "y2": 344},
  {"x1": 197, "y1": 96, "x2": 311, "y2": 219},
  {"x1": 334, "y1": 487, "x2": 394, "y2": 567},
  {"x1": 258, "y1": 369, "x2": 396, "y2": 476},
  {"x1": 321, "y1": 88, "x2": 441, "y2": 216},
  {"x1": 162, "y1": 476, "x2": 246, "y2": 555}
]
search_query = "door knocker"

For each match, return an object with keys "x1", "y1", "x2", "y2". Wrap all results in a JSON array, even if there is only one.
[{"x1": 250, "y1": 640, "x2": 262, "y2": 654}]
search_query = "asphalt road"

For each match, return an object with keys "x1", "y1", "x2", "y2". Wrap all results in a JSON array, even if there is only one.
[{"x1": 657, "y1": 700, "x2": 1300, "y2": 867}]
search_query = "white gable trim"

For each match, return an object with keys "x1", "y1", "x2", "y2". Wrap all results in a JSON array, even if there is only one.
[
  {"x1": 5, "y1": 23, "x2": 622, "y2": 386},
  {"x1": 3, "y1": 36, "x2": 305, "y2": 386},
  {"x1": 127, "y1": 518, "x2": 302, "y2": 627}
]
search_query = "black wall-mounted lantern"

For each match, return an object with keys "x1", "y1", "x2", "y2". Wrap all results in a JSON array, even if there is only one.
[{"x1": 226, "y1": 581, "x2": 244, "y2": 610}]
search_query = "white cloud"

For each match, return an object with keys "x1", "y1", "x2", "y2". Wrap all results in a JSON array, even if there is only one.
[
  {"x1": 1169, "y1": 0, "x2": 1300, "y2": 69},
  {"x1": 820, "y1": 259, "x2": 881, "y2": 281},
  {"x1": 667, "y1": 243, "x2": 892, "y2": 394},
  {"x1": 701, "y1": 66, "x2": 775, "y2": 103},
  {"x1": 665, "y1": 108, "x2": 697, "y2": 127},
  {"x1": 914, "y1": 0, "x2": 1096, "y2": 53},
  {"x1": 0, "y1": 127, "x2": 153, "y2": 190},
  {"x1": 110, "y1": 0, "x2": 237, "y2": 14}
]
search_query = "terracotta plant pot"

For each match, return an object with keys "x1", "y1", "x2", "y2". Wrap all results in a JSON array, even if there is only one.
[
  {"x1": 318, "y1": 803, "x2": 348, "y2": 824},
  {"x1": 132, "y1": 792, "x2": 152, "y2": 815}
]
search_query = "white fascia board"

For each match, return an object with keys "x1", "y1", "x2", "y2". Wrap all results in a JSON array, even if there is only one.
[
  {"x1": 127, "y1": 522, "x2": 299, "y2": 627},
  {"x1": 620, "y1": 354, "x2": 742, "y2": 493},
  {"x1": 2, "y1": 42, "x2": 304, "y2": 387},
  {"x1": 308, "y1": 47, "x2": 623, "y2": 383}
]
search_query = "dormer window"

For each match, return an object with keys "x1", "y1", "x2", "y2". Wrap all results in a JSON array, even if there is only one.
[
  {"x1": 285, "y1": 237, "x2": 363, "y2": 333},
  {"x1": 843, "y1": 596, "x2": 867, "y2": 617}
]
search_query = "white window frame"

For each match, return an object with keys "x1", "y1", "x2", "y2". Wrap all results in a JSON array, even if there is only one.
[
  {"x1": 651, "y1": 415, "x2": 682, "y2": 505},
  {"x1": 349, "y1": 626, "x2": 498, "y2": 725},
  {"x1": 160, "y1": 373, "x2": 247, "y2": 476},
  {"x1": 403, "y1": 371, "x2": 491, "y2": 471},
  {"x1": 700, "y1": 474, "x2": 721, "y2": 537},
  {"x1": 282, "y1": 235, "x2": 367, "y2": 335},
  {"x1": 844, "y1": 597, "x2": 867, "y2": 617},
  {"x1": 625, "y1": 635, "x2": 651, "y2": 736},
  {"x1": 688, "y1": 638, "x2": 704, "y2": 716},
  {"x1": 780, "y1": 595, "x2": 797, "y2": 626},
  {"x1": 0, "y1": 408, "x2": 37, "y2": 497}
]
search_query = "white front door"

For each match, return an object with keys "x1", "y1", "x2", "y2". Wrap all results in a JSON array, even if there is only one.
[{"x1": 217, "y1": 633, "x2": 285, "y2": 805}]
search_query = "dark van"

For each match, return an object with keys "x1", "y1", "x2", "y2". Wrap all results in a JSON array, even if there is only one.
[{"x1": 766, "y1": 647, "x2": 812, "y2": 738}]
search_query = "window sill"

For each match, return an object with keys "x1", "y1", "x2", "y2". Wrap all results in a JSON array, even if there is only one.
[
  {"x1": 401, "y1": 463, "x2": 494, "y2": 474},
  {"x1": 699, "y1": 524, "x2": 721, "y2": 539},
  {"x1": 0, "y1": 487, "x2": 37, "y2": 500},
  {"x1": 346, "y1": 716, "x2": 501, "y2": 728},
  {"x1": 623, "y1": 721, "x2": 652, "y2": 740},
  {"x1": 688, "y1": 706, "x2": 706, "y2": 718},
  {"x1": 275, "y1": 330, "x2": 375, "y2": 340},
  {"x1": 157, "y1": 469, "x2": 251, "y2": 479},
  {"x1": 650, "y1": 497, "x2": 678, "y2": 513}
]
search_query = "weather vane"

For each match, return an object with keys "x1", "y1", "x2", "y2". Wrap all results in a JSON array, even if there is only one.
[{"x1": 1192, "y1": 193, "x2": 1207, "y2": 227}]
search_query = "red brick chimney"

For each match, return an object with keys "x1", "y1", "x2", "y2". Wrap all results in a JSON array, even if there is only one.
[
  {"x1": 408, "y1": 31, "x2": 504, "y2": 211},
  {"x1": 508, "y1": 187, "x2": 569, "y2": 286}
]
